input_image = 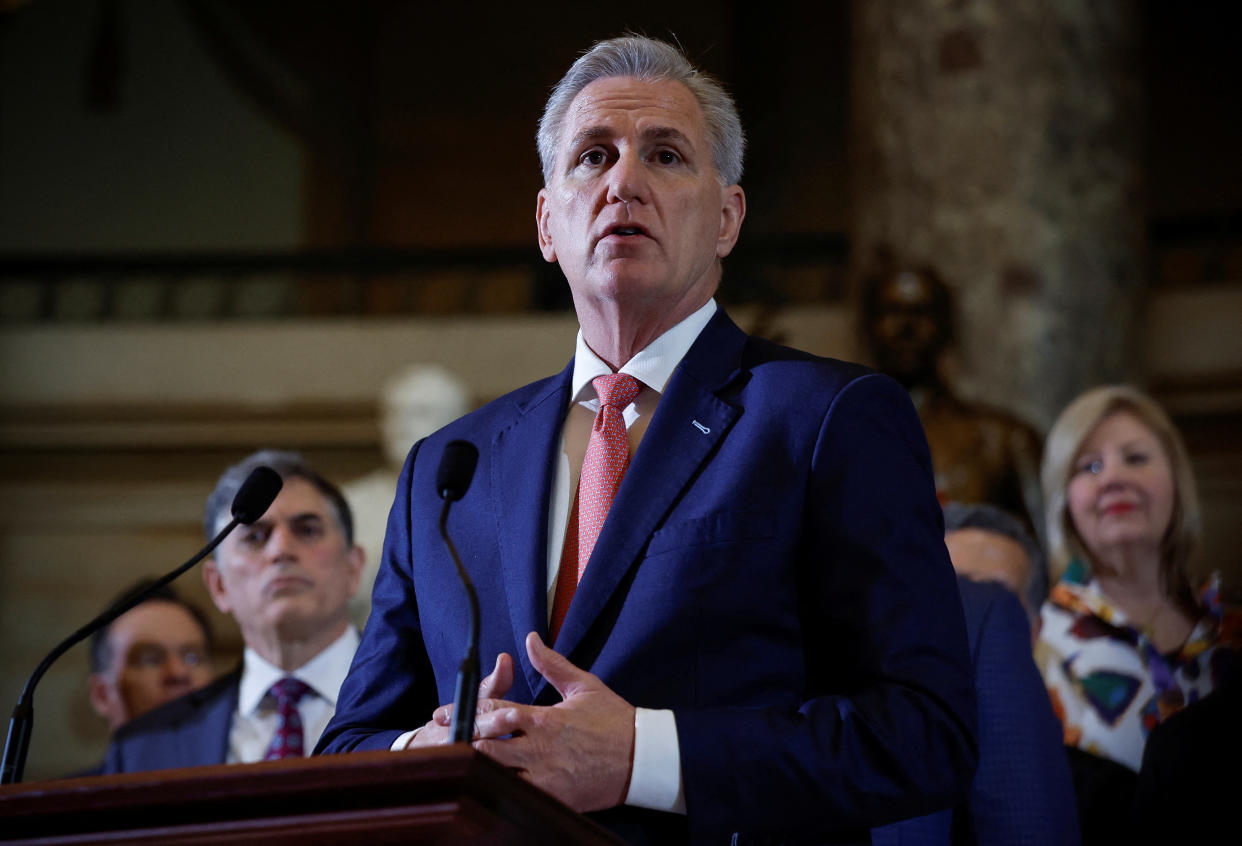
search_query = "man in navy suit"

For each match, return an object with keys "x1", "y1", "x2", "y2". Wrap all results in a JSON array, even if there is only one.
[
  {"x1": 874, "y1": 502, "x2": 1079, "y2": 844},
  {"x1": 318, "y1": 36, "x2": 977, "y2": 844},
  {"x1": 103, "y1": 450, "x2": 365, "y2": 773}
]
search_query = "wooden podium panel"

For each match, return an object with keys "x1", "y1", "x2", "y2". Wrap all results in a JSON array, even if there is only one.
[{"x1": 0, "y1": 746, "x2": 623, "y2": 845}]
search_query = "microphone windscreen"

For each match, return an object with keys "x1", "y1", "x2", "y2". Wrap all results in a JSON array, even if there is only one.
[
  {"x1": 437, "y1": 440, "x2": 479, "y2": 502},
  {"x1": 231, "y1": 466, "x2": 283, "y2": 524}
]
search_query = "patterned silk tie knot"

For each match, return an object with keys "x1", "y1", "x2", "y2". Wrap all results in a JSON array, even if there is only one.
[
  {"x1": 549, "y1": 373, "x2": 642, "y2": 643},
  {"x1": 578, "y1": 373, "x2": 642, "y2": 573},
  {"x1": 263, "y1": 677, "x2": 313, "y2": 761}
]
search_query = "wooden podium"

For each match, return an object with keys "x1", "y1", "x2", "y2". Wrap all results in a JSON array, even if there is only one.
[{"x1": 0, "y1": 746, "x2": 623, "y2": 845}]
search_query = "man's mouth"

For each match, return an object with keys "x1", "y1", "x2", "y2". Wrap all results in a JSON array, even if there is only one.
[
  {"x1": 265, "y1": 574, "x2": 311, "y2": 595},
  {"x1": 603, "y1": 224, "x2": 649, "y2": 239}
]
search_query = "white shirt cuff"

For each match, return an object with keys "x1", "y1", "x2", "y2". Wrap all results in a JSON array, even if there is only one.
[
  {"x1": 391, "y1": 728, "x2": 419, "y2": 751},
  {"x1": 624, "y1": 707, "x2": 686, "y2": 814}
]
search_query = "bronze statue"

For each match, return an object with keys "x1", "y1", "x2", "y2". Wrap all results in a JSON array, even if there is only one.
[{"x1": 863, "y1": 266, "x2": 1044, "y2": 535}]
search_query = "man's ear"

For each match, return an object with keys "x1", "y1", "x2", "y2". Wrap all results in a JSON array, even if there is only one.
[
  {"x1": 715, "y1": 184, "x2": 746, "y2": 259},
  {"x1": 202, "y1": 558, "x2": 233, "y2": 615},
  {"x1": 536, "y1": 189, "x2": 557, "y2": 263},
  {"x1": 345, "y1": 544, "x2": 365, "y2": 599},
  {"x1": 87, "y1": 673, "x2": 116, "y2": 723}
]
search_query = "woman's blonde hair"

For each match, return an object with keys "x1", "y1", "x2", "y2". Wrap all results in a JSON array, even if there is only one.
[{"x1": 1041, "y1": 385, "x2": 1201, "y2": 603}]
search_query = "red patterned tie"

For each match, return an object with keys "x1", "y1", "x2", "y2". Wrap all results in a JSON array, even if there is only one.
[
  {"x1": 263, "y1": 677, "x2": 312, "y2": 760},
  {"x1": 550, "y1": 373, "x2": 642, "y2": 643}
]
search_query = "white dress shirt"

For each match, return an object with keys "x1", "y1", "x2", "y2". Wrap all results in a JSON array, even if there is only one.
[{"x1": 228, "y1": 626, "x2": 360, "y2": 763}]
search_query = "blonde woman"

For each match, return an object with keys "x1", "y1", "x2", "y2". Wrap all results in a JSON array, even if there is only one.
[{"x1": 1036, "y1": 385, "x2": 1239, "y2": 836}]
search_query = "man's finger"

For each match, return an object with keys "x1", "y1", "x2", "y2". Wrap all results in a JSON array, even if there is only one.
[
  {"x1": 480, "y1": 652, "x2": 515, "y2": 700},
  {"x1": 432, "y1": 654, "x2": 516, "y2": 725},
  {"x1": 525, "y1": 631, "x2": 595, "y2": 699},
  {"x1": 474, "y1": 736, "x2": 532, "y2": 770},
  {"x1": 433, "y1": 694, "x2": 518, "y2": 727},
  {"x1": 406, "y1": 719, "x2": 452, "y2": 749},
  {"x1": 472, "y1": 703, "x2": 529, "y2": 739}
]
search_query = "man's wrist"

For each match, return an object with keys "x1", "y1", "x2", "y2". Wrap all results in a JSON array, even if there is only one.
[{"x1": 390, "y1": 728, "x2": 419, "y2": 751}]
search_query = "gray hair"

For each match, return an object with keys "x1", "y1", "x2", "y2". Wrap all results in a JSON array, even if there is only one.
[
  {"x1": 537, "y1": 35, "x2": 745, "y2": 187},
  {"x1": 943, "y1": 501, "x2": 1049, "y2": 617},
  {"x1": 203, "y1": 449, "x2": 354, "y2": 545}
]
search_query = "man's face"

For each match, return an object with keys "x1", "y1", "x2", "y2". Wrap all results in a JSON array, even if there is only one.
[
  {"x1": 869, "y1": 273, "x2": 947, "y2": 384},
  {"x1": 204, "y1": 478, "x2": 363, "y2": 648},
  {"x1": 536, "y1": 76, "x2": 745, "y2": 330},
  {"x1": 88, "y1": 600, "x2": 213, "y2": 731},
  {"x1": 945, "y1": 527, "x2": 1032, "y2": 612}
]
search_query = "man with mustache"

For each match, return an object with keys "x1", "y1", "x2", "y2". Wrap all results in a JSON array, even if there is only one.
[{"x1": 103, "y1": 450, "x2": 364, "y2": 772}]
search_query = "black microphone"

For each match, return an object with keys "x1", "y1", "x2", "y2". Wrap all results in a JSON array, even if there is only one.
[
  {"x1": 437, "y1": 440, "x2": 478, "y2": 502},
  {"x1": 435, "y1": 440, "x2": 481, "y2": 745},
  {"x1": 0, "y1": 466, "x2": 282, "y2": 785},
  {"x1": 231, "y1": 465, "x2": 283, "y2": 524}
]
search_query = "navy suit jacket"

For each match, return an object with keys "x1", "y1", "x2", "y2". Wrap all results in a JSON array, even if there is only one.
[
  {"x1": 102, "y1": 668, "x2": 239, "y2": 773},
  {"x1": 318, "y1": 309, "x2": 977, "y2": 844},
  {"x1": 874, "y1": 579, "x2": 1080, "y2": 845}
]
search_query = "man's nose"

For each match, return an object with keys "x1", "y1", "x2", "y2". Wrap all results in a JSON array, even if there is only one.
[
  {"x1": 162, "y1": 654, "x2": 192, "y2": 683},
  {"x1": 606, "y1": 148, "x2": 649, "y2": 205},
  {"x1": 264, "y1": 524, "x2": 297, "y2": 561}
]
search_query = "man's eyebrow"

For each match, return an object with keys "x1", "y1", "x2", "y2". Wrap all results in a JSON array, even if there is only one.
[
  {"x1": 128, "y1": 640, "x2": 165, "y2": 651},
  {"x1": 642, "y1": 126, "x2": 694, "y2": 147},
  {"x1": 566, "y1": 125, "x2": 696, "y2": 152},
  {"x1": 567, "y1": 125, "x2": 616, "y2": 152},
  {"x1": 125, "y1": 641, "x2": 167, "y2": 658}
]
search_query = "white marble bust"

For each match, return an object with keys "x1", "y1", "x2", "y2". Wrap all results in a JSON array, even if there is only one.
[{"x1": 344, "y1": 364, "x2": 470, "y2": 626}]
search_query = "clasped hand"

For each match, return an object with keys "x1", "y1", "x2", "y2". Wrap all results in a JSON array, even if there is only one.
[{"x1": 407, "y1": 631, "x2": 635, "y2": 813}]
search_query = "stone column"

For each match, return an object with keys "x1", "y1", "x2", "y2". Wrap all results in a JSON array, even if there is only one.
[{"x1": 849, "y1": 0, "x2": 1145, "y2": 429}]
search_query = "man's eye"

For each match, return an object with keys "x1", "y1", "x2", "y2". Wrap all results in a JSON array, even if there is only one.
[
  {"x1": 132, "y1": 647, "x2": 166, "y2": 668},
  {"x1": 242, "y1": 529, "x2": 268, "y2": 545},
  {"x1": 579, "y1": 149, "x2": 606, "y2": 166},
  {"x1": 655, "y1": 149, "x2": 681, "y2": 165},
  {"x1": 292, "y1": 516, "x2": 325, "y2": 539}
]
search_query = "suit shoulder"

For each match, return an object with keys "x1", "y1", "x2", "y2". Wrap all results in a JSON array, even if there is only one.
[
  {"x1": 957, "y1": 577, "x2": 1032, "y2": 657},
  {"x1": 739, "y1": 334, "x2": 898, "y2": 400},
  {"x1": 111, "y1": 668, "x2": 239, "y2": 741},
  {"x1": 430, "y1": 369, "x2": 568, "y2": 439}
]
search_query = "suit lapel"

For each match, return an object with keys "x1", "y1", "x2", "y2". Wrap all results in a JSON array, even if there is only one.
[
  {"x1": 174, "y1": 668, "x2": 239, "y2": 766},
  {"x1": 545, "y1": 311, "x2": 748, "y2": 685},
  {"x1": 210, "y1": 673, "x2": 240, "y2": 764},
  {"x1": 491, "y1": 362, "x2": 574, "y2": 698}
]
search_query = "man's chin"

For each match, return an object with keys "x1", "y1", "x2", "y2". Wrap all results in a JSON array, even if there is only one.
[
  {"x1": 262, "y1": 597, "x2": 316, "y2": 627},
  {"x1": 267, "y1": 602, "x2": 348, "y2": 640}
]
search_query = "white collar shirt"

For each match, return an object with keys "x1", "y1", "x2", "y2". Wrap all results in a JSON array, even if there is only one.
[
  {"x1": 228, "y1": 625, "x2": 360, "y2": 763},
  {"x1": 544, "y1": 297, "x2": 717, "y2": 608}
]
